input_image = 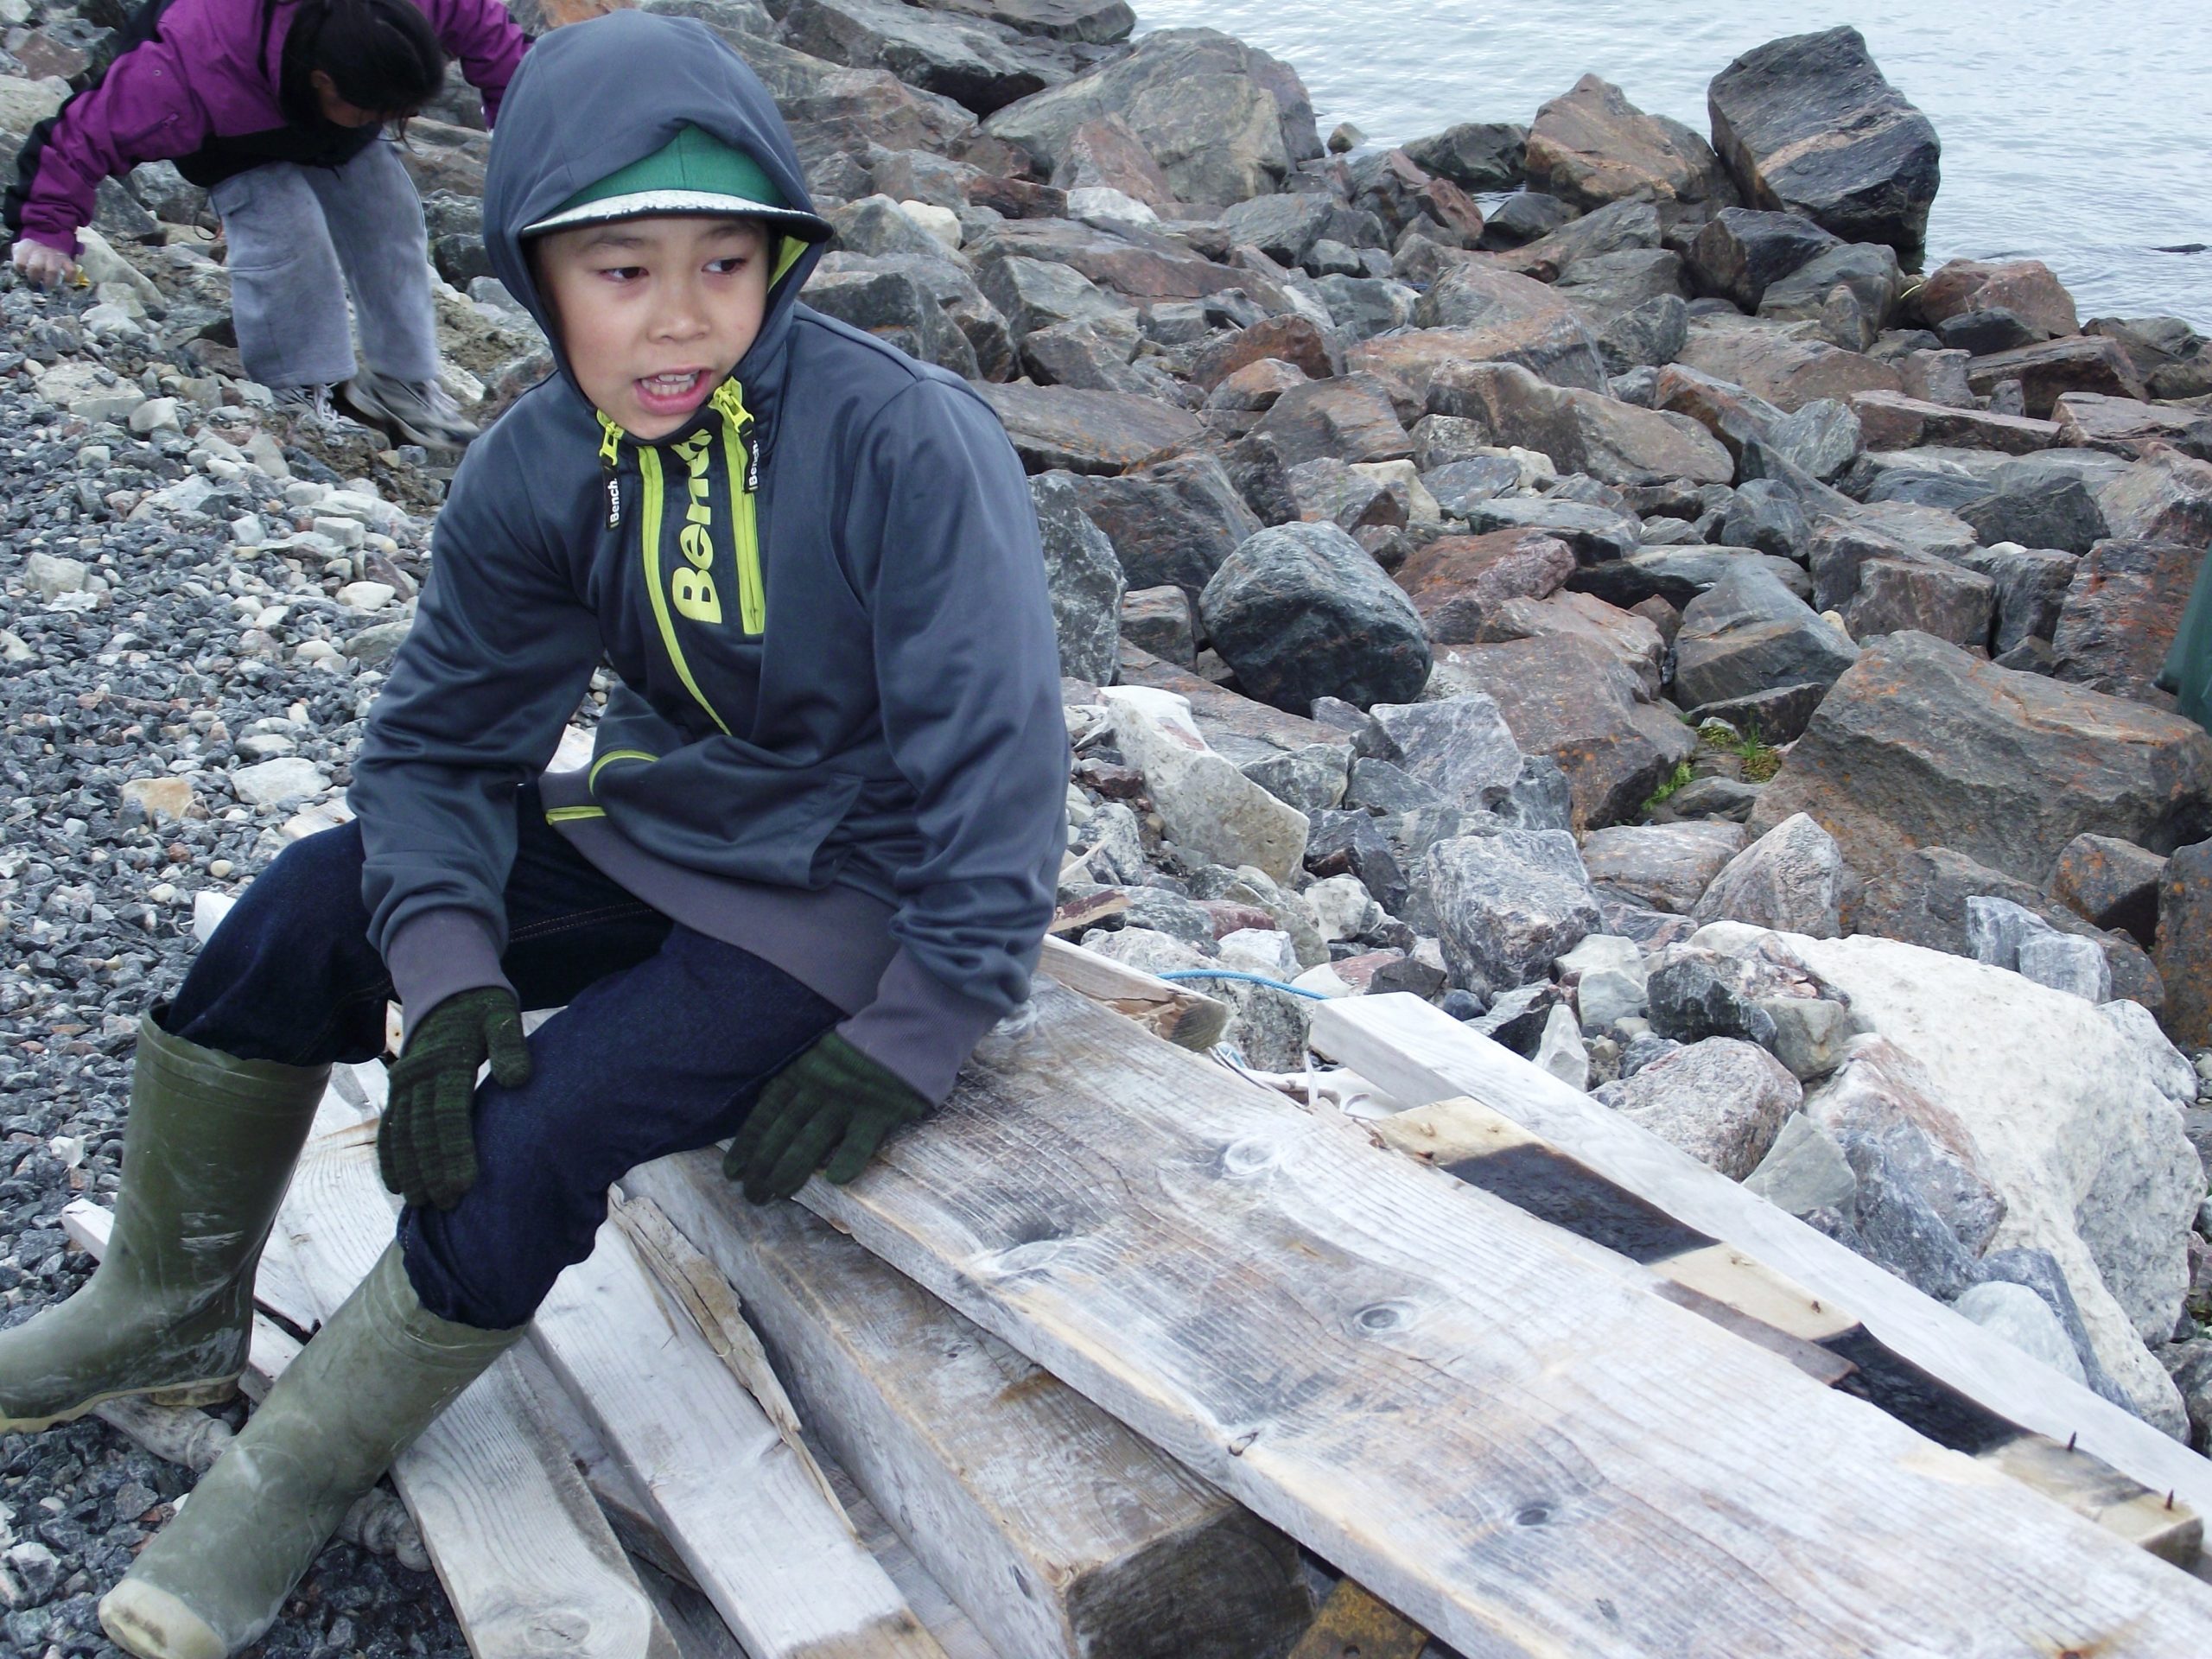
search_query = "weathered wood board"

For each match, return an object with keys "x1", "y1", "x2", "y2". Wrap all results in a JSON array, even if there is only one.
[
  {"x1": 1039, "y1": 934, "x2": 1230, "y2": 1051},
  {"x1": 275, "y1": 1122, "x2": 678, "y2": 1659},
  {"x1": 623, "y1": 1152, "x2": 1313, "y2": 1659},
  {"x1": 1362, "y1": 1092, "x2": 2202, "y2": 1564},
  {"x1": 791, "y1": 982, "x2": 2212, "y2": 1656},
  {"x1": 530, "y1": 1216, "x2": 948, "y2": 1659},
  {"x1": 1310, "y1": 993, "x2": 2212, "y2": 1569}
]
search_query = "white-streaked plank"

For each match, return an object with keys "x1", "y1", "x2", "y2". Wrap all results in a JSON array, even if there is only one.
[
  {"x1": 1311, "y1": 993, "x2": 2212, "y2": 1567},
  {"x1": 798, "y1": 982, "x2": 2212, "y2": 1657},
  {"x1": 623, "y1": 1154, "x2": 1313, "y2": 1659},
  {"x1": 530, "y1": 1217, "x2": 946, "y2": 1659},
  {"x1": 275, "y1": 1123, "x2": 676, "y2": 1659}
]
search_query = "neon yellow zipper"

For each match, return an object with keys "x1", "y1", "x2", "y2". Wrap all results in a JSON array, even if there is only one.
[
  {"x1": 638, "y1": 445, "x2": 732, "y2": 736},
  {"x1": 710, "y1": 378, "x2": 766, "y2": 635},
  {"x1": 544, "y1": 805, "x2": 606, "y2": 823}
]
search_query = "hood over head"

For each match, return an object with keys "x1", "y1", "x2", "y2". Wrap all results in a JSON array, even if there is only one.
[{"x1": 482, "y1": 11, "x2": 831, "y2": 407}]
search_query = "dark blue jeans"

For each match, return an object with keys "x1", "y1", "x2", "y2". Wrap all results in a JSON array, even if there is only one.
[{"x1": 163, "y1": 785, "x2": 841, "y2": 1329}]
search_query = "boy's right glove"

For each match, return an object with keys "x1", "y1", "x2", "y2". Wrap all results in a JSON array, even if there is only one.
[
  {"x1": 378, "y1": 987, "x2": 531, "y2": 1211},
  {"x1": 723, "y1": 1033, "x2": 929, "y2": 1205}
]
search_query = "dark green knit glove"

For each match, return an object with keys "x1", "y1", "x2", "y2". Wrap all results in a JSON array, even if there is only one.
[
  {"x1": 378, "y1": 987, "x2": 531, "y2": 1212},
  {"x1": 725, "y1": 1033, "x2": 929, "y2": 1205}
]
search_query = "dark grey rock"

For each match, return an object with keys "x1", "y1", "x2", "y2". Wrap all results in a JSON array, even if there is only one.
[
  {"x1": 1955, "y1": 543, "x2": 2078, "y2": 652},
  {"x1": 1957, "y1": 474, "x2": 2110, "y2": 556},
  {"x1": 1596, "y1": 292, "x2": 1690, "y2": 375},
  {"x1": 1200, "y1": 522, "x2": 1433, "y2": 713},
  {"x1": 1719, "y1": 477, "x2": 1811, "y2": 562},
  {"x1": 1403, "y1": 121, "x2": 1529, "y2": 192},
  {"x1": 1686, "y1": 207, "x2": 1840, "y2": 311},
  {"x1": 1363, "y1": 693, "x2": 1526, "y2": 814},
  {"x1": 1425, "y1": 829, "x2": 1602, "y2": 996},
  {"x1": 1673, "y1": 563, "x2": 1859, "y2": 708},
  {"x1": 1031, "y1": 472, "x2": 1126, "y2": 683},
  {"x1": 1069, "y1": 453, "x2": 1262, "y2": 604}
]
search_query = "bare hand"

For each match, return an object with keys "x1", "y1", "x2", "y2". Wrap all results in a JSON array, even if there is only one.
[{"x1": 11, "y1": 238, "x2": 78, "y2": 289}]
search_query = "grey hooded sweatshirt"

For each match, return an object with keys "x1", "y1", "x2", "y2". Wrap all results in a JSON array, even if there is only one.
[{"x1": 348, "y1": 10, "x2": 1068, "y2": 1102}]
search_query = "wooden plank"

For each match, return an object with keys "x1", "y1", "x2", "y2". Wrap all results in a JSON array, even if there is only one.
[
  {"x1": 623, "y1": 1153, "x2": 1313, "y2": 1659},
  {"x1": 824, "y1": 1464, "x2": 1004, "y2": 1659},
  {"x1": 1363, "y1": 1094, "x2": 2202, "y2": 1564},
  {"x1": 529, "y1": 1214, "x2": 948, "y2": 1659},
  {"x1": 1039, "y1": 934, "x2": 1230, "y2": 1051},
  {"x1": 797, "y1": 982, "x2": 2212, "y2": 1657},
  {"x1": 275, "y1": 1122, "x2": 678, "y2": 1659},
  {"x1": 1311, "y1": 994, "x2": 2212, "y2": 1570}
]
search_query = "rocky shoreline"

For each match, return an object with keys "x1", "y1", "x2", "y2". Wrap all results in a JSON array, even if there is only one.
[{"x1": 3, "y1": 0, "x2": 2211, "y2": 1652}]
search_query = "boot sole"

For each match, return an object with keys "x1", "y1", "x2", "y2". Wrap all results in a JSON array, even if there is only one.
[
  {"x1": 0, "y1": 1372, "x2": 240, "y2": 1433},
  {"x1": 100, "y1": 1577, "x2": 227, "y2": 1659}
]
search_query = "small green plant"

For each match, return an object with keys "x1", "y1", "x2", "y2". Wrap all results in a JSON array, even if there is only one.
[{"x1": 1639, "y1": 759, "x2": 1694, "y2": 817}]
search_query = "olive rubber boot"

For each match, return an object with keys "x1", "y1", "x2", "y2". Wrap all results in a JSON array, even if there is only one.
[
  {"x1": 0, "y1": 1016, "x2": 328, "y2": 1431},
  {"x1": 99, "y1": 1242, "x2": 524, "y2": 1659}
]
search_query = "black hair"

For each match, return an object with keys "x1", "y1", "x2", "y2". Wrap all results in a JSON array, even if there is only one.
[{"x1": 272, "y1": 0, "x2": 449, "y2": 125}]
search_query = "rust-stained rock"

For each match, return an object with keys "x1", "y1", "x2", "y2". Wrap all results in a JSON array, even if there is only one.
[
  {"x1": 2050, "y1": 832, "x2": 2168, "y2": 949},
  {"x1": 1916, "y1": 258, "x2": 2081, "y2": 342},
  {"x1": 2096, "y1": 449, "x2": 2212, "y2": 547},
  {"x1": 1963, "y1": 336, "x2": 2148, "y2": 419},
  {"x1": 1523, "y1": 73, "x2": 1735, "y2": 212},
  {"x1": 1393, "y1": 530, "x2": 1577, "y2": 642},
  {"x1": 1049, "y1": 114, "x2": 1175, "y2": 205},
  {"x1": 2051, "y1": 538, "x2": 2207, "y2": 706},
  {"x1": 1206, "y1": 358, "x2": 1309, "y2": 413},
  {"x1": 1241, "y1": 373, "x2": 1411, "y2": 469},
  {"x1": 1427, "y1": 360, "x2": 1732, "y2": 486},
  {"x1": 1188, "y1": 315, "x2": 1344, "y2": 391},
  {"x1": 1470, "y1": 589, "x2": 1667, "y2": 701},
  {"x1": 2053, "y1": 393, "x2": 2212, "y2": 463},
  {"x1": 2153, "y1": 839, "x2": 2212, "y2": 1047},
  {"x1": 1675, "y1": 317, "x2": 1903, "y2": 411},
  {"x1": 1427, "y1": 635, "x2": 1695, "y2": 829},
  {"x1": 1750, "y1": 630, "x2": 2212, "y2": 887},
  {"x1": 977, "y1": 382, "x2": 1200, "y2": 474},
  {"x1": 1847, "y1": 391, "x2": 2061, "y2": 455},
  {"x1": 1348, "y1": 317, "x2": 1608, "y2": 401}
]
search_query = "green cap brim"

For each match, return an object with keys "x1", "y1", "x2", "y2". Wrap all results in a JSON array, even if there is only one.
[{"x1": 522, "y1": 124, "x2": 830, "y2": 241}]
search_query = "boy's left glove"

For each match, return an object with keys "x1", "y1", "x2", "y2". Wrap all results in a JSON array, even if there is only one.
[
  {"x1": 378, "y1": 987, "x2": 531, "y2": 1211},
  {"x1": 725, "y1": 1033, "x2": 929, "y2": 1205}
]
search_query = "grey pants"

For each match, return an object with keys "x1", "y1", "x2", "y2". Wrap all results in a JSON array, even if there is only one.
[{"x1": 211, "y1": 138, "x2": 440, "y2": 391}]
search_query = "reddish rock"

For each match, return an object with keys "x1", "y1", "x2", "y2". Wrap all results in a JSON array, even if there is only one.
[
  {"x1": 2051, "y1": 538, "x2": 2208, "y2": 706},
  {"x1": 1915, "y1": 258, "x2": 2080, "y2": 342},
  {"x1": 1050, "y1": 114, "x2": 1176, "y2": 206},
  {"x1": 1963, "y1": 336, "x2": 2148, "y2": 418},
  {"x1": 1393, "y1": 530, "x2": 1577, "y2": 643},
  {"x1": 1427, "y1": 360, "x2": 1732, "y2": 486},
  {"x1": 2053, "y1": 393, "x2": 2212, "y2": 463},
  {"x1": 1523, "y1": 73, "x2": 1734, "y2": 211},
  {"x1": 2050, "y1": 832, "x2": 2168, "y2": 949},
  {"x1": 1471, "y1": 590, "x2": 1667, "y2": 701},
  {"x1": 1748, "y1": 630, "x2": 2212, "y2": 887},
  {"x1": 1347, "y1": 317, "x2": 1608, "y2": 401},
  {"x1": 972, "y1": 216, "x2": 1254, "y2": 302},
  {"x1": 2153, "y1": 839, "x2": 2212, "y2": 1047},
  {"x1": 1187, "y1": 315, "x2": 1343, "y2": 391},
  {"x1": 1427, "y1": 635, "x2": 1696, "y2": 829},
  {"x1": 977, "y1": 383, "x2": 1202, "y2": 474},
  {"x1": 1242, "y1": 374, "x2": 1411, "y2": 468},
  {"x1": 1206, "y1": 359, "x2": 1309, "y2": 413},
  {"x1": 1847, "y1": 390, "x2": 2060, "y2": 454},
  {"x1": 1675, "y1": 318, "x2": 1903, "y2": 411},
  {"x1": 2097, "y1": 451, "x2": 2212, "y2": 547}
]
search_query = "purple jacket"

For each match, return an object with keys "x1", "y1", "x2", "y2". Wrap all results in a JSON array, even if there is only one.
[{"x1": 16, "y1": 0, "x2": 526, "y2": 253}]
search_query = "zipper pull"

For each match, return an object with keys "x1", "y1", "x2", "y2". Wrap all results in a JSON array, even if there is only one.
[{"x1": 740, "y1": 417, "x2": 760, "y2": 493}]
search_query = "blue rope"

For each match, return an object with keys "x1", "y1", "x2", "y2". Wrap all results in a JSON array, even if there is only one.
[{"x1": 1154, "y1": 969, "x2": 1330, "y2": 1001}]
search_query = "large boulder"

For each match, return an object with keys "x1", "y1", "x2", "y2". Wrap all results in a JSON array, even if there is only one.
[
  {"x1": 1672, "y1": 564, "x2": 1859, "y2": 709},
  {"x1": 1427, "y1": 636, "x2": 1695, "y2": 829},
  {"x1": 1523, "y1": 73, "x2": 1734, "y2": 212},
  {"x1": 1692, "y1": 811, "x2": 1846, "y2": 938},
  {"x1": 1592, "y1": 1038, "x2": 1800, "y2": 1179},
  {"x1": 779, "y1": 0, "x2": 1068, "y2": 115},
  {"x1": 1749, "y1": 631, "x2": 2212, "y2": 885},
  {"x1": 1707, "y1": 27, "x2": 1942, "y2": 257},
  {"x1": 1099, "y1": 686, "x2": 1308, "y2": 881},
  {"x1": 2051, "y1": 538, "x2": 2208, "y2": 705},
  {"x1": 1692, "y1": 922, "x2": 2204, "y2": 1434},
  {"x1": 1686, "y1": 207, "x2": 1839, "y2": 311},
  {"x1": 2155, "y1": 839, "x2": 2212, "y2": 1048},
  {"x1": 1067, "y1": 453, "x2": 1260, "y2": 604},
  {"x1": 1424, "y1": 830, "x2": 1603, "y2": 997},
  {"x1": 1350, "y1": 319, "x2": 1609, "y2": 401},
  {"x1": 1199, "y1": 523, "x2": 1432, "y2": 713},
  {"x1": 1916, "y1": 257, "x2": 2081, "y2": 343},
  {"x1": 1425, "y1": 361, "x2": 1732, "y2": 487},
  {"x1": 1580, "y1": 821, "x2": 1748, "y2": 913},
  {"x1": 982, "y1": 28, "x2": 1319, "y2": 203},
  {"x1": 976, "y1": 383, "x2": 1200, "y2": 474},
  {"x1": 1392, "y1": 529, "x2": 1577, "y2": 643},
  {"x1": 1030, "y1": 472, "x2": 1124, "y2": 682},
  {"x1": 1675, "y1": 316, "x2": 1904, "y2": 412}
]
